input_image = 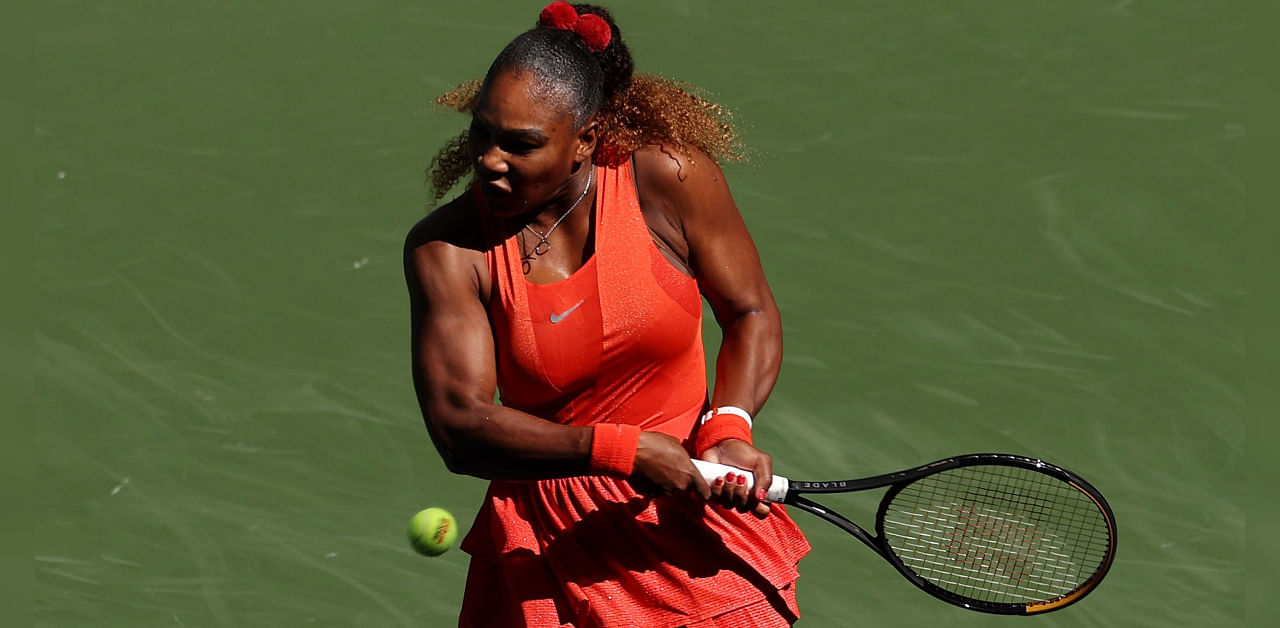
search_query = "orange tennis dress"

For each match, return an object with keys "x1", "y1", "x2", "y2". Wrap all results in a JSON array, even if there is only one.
[{"x1": 459, "y1": 161, "x2": 810, "y2": 627}]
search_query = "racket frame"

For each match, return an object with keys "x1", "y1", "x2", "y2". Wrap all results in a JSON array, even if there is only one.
[
  {"x1": 696, "y1": 453, "x2": 1117, "y2": 615},
  {"x1": 786, "y1": 453, "x2": 1117, "y2": 615}
]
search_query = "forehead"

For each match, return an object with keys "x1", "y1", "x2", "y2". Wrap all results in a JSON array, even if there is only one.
[{"x1": 474, "y1": 70, "x2": 576, "y2": 133}]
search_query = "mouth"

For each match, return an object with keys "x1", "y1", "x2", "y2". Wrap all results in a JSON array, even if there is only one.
[
  {"x1": 478, "y1": 180, "x2": 527, "y2": 214},
  {"x1": 479, "y1": 179, "x2": 512, "y2": 199}
]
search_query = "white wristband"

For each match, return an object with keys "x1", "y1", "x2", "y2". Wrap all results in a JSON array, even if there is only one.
[{"x1": 700, "y1": 405, "x2": 753, "y2": 429}]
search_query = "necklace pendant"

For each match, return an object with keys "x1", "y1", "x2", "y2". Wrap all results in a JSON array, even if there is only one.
[{"x1": 518, "y1": 169, "x2": 592, "y2": 275}]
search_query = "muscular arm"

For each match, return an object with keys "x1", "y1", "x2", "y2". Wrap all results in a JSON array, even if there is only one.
[
  {"x1": 404, "y1": 211, "x2": 709, "y2": 496},
  {"x1": 634, "y1": 148, "x2": 783, "y2": 415},
  {"x1": 635, "y1": 147, "x2": 782, "y2": 515},
  {"x1": 404, "y1": 216, "x2": 594, "y2": 480}
]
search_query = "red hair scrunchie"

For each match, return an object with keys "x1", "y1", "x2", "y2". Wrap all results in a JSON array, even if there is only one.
[
  {"x1": 538, "y1": 1, "x2": 578, "y2": 29},
  {"x1": 572, "y1": 14, "x2": 612, "y2": 52},
  {"x1": 538, "y1": 1, "x2": 613, "y2": 53}
]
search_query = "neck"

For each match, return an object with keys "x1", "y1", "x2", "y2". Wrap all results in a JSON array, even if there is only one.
[{"x1": 527, "y1": 165, "x2": 594, "y2": 231}]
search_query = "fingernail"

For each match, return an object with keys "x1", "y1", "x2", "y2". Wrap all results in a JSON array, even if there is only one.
[
  {"x1": 714, "y1": 477, "x2": 724, "y2": 486},
  {"x1": 756, "y1": 488, "x2": 767, "y2": 501},
  {"x1": 736, "y1": 475, "x2": 747, "y2": 486},
  {"x1": 725, "y1": 473, "x2": 736, "y2": 482}
]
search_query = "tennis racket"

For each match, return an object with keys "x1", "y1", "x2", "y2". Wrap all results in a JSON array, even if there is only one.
[{"x1": 693, "y1": 453, "x2": 1116, "y2": 615}]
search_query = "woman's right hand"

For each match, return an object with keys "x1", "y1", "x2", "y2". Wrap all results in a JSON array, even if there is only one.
[{"x1": 630, "y1": 431, "x2": 712, "y2": 500}]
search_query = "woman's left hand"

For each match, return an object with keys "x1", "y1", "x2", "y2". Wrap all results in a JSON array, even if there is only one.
[{"x1": 699, "y1": 439, "x2": 773, "y2": 518}]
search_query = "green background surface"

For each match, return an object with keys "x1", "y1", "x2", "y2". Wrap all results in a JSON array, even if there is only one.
[{"x1": 35, "y1": 1, "x2": 1243, "y2": 626}]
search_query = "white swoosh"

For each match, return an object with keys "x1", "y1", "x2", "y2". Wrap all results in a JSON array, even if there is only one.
[{"x1": 549, "y1": 300, "x2": 585, "y2": 324}]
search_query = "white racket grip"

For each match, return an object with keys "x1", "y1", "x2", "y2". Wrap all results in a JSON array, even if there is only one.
[{"x1": 692, "y1": 459, "x2": 790, "y2": 503}]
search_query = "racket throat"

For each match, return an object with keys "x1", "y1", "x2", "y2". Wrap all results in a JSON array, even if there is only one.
[{"x1": 791, "y1": 496, "x2": 890, "y2": 559}]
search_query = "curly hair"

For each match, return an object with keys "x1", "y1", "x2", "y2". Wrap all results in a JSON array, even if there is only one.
[{"x1": 426, "y1": 4, "x2": 743, "y2": 203}]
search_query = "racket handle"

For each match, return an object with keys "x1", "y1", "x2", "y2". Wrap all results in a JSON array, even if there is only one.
[{"x1": 692, "y1": 459, "x2": 790, "y2": 503}]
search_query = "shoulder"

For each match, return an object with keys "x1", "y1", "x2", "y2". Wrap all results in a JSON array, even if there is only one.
[
  {"x1": 631, "y1": 143, "x2": 739, "y2": 231},
  {"x1": 632, "y1": 143, "x2": 735, "y2": 242},
  {"x1": 404, "y1": 192, "x2": 488, "y2": 261},
  {"x1": 632, "y1": 143, "x2": 730, "y2": 206},
  {"x1": 403, "y1": 192, "x2": 488, "y2": 298}
]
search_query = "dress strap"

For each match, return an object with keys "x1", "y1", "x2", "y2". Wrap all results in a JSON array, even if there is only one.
[
  {"x1": 593, "y1": 161, "x2": 659, "y2": 359},
  {"x1": 476, "y1": 187, "x2": 545, "y2": 382}
]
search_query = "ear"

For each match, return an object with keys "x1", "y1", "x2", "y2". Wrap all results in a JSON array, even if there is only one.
[{"x1": 574, "y1": 117, "x2": 599, "y2": 164}]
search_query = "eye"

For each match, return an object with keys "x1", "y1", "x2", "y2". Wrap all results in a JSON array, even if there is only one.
[{"x1": 501, "y1": 139, "x2": 539, "y2": 155}]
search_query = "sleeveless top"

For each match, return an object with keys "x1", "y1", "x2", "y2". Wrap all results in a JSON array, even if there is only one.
[{"x1": 461, "y1": 161, "x2": 810, "y2": 627}]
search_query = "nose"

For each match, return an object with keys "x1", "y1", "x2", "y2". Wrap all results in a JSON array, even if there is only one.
[{"x1": 475, "y1": 144, "x2": 508, "y2": 180}]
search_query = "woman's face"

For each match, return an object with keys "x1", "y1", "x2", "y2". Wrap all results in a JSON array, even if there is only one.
[{"x1": 468, "y1": 70, "x2": 594, "y2": 216}]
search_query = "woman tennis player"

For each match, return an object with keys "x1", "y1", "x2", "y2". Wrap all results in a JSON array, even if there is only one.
[{"x1": 405, "y1": 3, "x2": 809, "y2": 625}]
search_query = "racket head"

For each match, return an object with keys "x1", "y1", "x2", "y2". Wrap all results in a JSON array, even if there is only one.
[{"x1": 874, "y1": 454, "x2": 1117, "y2": 615}]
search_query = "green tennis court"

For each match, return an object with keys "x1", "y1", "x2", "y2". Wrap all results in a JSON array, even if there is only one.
[{"x1": 36, "y1": 1, "x2": 1243, "y2": 625}]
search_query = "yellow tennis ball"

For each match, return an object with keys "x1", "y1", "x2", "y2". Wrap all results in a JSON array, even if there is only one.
[{"x1": 407, "y1": 507, "x2": 458, "y2": 556}]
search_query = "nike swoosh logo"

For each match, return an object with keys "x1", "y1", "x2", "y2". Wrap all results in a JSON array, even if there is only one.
[{"x1": 549, "y1": 300, "x2": 585, "y2": 324}]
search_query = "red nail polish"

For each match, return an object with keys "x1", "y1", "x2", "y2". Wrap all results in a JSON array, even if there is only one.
[
  {"x1": 736, "y1": 475, "x2": 747, "y2": 486},
  {"x1": 725, "y1": 472, "x2": 736, "y2": 482},
  {"x1": 756, "y1": 488, "x2": 767, "y2": 501},
  {"x1": 714, "y1": 477, "x2": 724, "y2": 486}
]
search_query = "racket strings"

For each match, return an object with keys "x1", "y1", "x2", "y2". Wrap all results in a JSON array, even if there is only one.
[{"x1": 882, "y1": 465, "x2": 1111, "y2": 605}]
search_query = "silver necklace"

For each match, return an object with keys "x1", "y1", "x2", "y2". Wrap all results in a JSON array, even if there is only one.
[{"x1": 522, "y1": 168, "x2": 593, "y2": 263}]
